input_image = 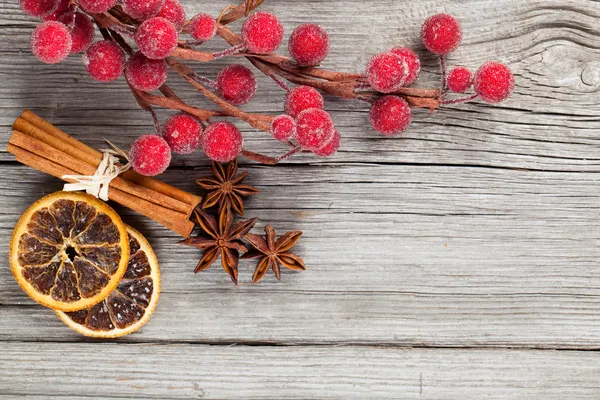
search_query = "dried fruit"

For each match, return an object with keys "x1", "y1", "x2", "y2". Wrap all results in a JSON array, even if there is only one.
[
  {"x1": 285, "y1": 85, "x2": 324, "y2": 118},
  {"x1": 122, "y1": 0, "x2": 165, "y2": 21},
  {"x1": 270, "y1": 114, "x2": 296, "y2": 142},
  {"x1": 189, "y1": 13, "x2": 216, "y2": 42},
  {"x1": 447, "y1": 66, "x2": 472, "y2": 93},
  {"x1": 156, "y1": 0, "x2": 186, "y2": 31},
  {"x1": 162, "y1": 112, "x2": 203, "y2": 154},
  {"x1": 201, "y1": 121, "x2": 243, "y2": 162},
  {"x1": 55, "y1": 226, "x2": 160, "y2": 338},
  {"x1": 129, "y1": 134, "x2": 172, "y2": 176},
  {"x1": 179, "y1": 207, "x2": 257, "y2": 285},
  {"x1": 83, "y1": 40, "x2": 126, "y2": 83},
  {"x1": 20, "y1": 0, "x2": 59, "y2": 17},
  {"x1": 9, "y1": 191, "x2": 130, "y2": 311},
  {"x1": 31, "y1": 21, "x2": 72, "y2": 64},
  {"x1": 288, "y1": 23, "x2": 330, "y2": 66},
  {"x1": 366, "y1": 52, "x2": 407, "y2": 93},
  {"x1": 125, "y1": 51, "x2": 168, "y2": 91},
  {"x1": 196, "y1": 159, "x2": 259, "y2": 216},
  {"x1": 59, "y1": 11, "x2": 95, "y2": 54},
  {"x1": 295, "y1": 108, "x2": 335, "y2": 151},
  {"x1": 390, "y1": 47, "x2": 420, "y2": 86},
  {"x1": 473, "y1": 62, "x2": 515, "y2": 103},
  {"x1": 421, "y1": 13, "x2": 462, "y2": 55},
  {"x1": 216, "y1": 64, "x2": 256, "y2": 106},
  {"x1": 243, "y1": 225, "x2": 305, "y2": 283},
  {"x1": 135, "y1": 17, "x2": 178, "y2": 60},
  {"x1": 241, "y1": 12, "x2": 284, "y2": 54},
  {"x1": 369, "y1": 95, "x2": 411, "y2": 136},
  {"x1": 78, "y1": 0, "x2": 116, "y2": 14}
]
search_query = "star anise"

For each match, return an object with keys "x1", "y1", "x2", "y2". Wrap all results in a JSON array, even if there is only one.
[
  {"x1": 242, "y1": 225, "x2": 305, "y2": 283},
  {"x1": 179, "y1": 207, "x2": 257, "y2": 285},
  {"x1": 196, "y1": 159, "x2": 259, "y2": 216}
]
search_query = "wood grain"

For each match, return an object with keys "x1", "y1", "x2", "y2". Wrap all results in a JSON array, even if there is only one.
[{"x1": 1, "y1": 0, "x2": 600, "y2": 397}]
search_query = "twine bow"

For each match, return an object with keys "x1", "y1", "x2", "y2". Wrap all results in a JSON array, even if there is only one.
[{"x1": 62, "y1": 140, "x2": 130, "y2": 201}]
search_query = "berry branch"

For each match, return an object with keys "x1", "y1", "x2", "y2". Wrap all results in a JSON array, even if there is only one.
[{"x1": 21, "y1": 0, "x2": 515, "y2": 176}]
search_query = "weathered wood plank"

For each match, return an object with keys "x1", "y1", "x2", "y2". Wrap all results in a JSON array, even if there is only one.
[{"x1": 2, "y1": 343, "x2": 600, "y2": 399}]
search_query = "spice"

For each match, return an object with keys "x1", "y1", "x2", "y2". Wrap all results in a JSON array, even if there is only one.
[
  {"x1": 243, "y1": 225, "x2": 305, "y2": 283},
  {"x1": 196, "y1": 160, "x2": 259, "y2": 216}
]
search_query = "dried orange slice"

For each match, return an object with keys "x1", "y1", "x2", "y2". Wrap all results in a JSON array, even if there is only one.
[
  {"x1": 10, "y1": 191, "x2": 129, "y2": 312},
  {"x1": 55, "y1": 226, "x2": 160, "y2": 338}
]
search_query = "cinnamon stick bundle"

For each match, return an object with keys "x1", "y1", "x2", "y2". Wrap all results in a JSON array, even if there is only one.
[{"x1": 8, "y1": 110, "x2": 201, "y2": 237}]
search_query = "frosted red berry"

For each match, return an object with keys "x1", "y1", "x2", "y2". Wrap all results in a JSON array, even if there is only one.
[
  {"x1": 78, "y1": 0, "x2": 116, "y2": 14},
  {"x1": 285, "y1": 86, "x2": 324, "y2": 118},
  {"x1": 135, "y1": 17, "x2": 178, "y2": 60},
  {"x1": 83, "y1": 40, "x2": 126, "y2": 82},
  {"x1": 390, "y1": 47, "x2": 420, "y2": 86},
  {"x1": 241, "y1": 12, "x2": 284, "y2": 54},
  {"x1": 20, "y1": 0, "x2": 59, "y2": 17},
  {"x1": 314, "y1": 129, "x2": 341, "y2": 157},
  {"x1": 162, "y1": 112, "x2": 203, "y2": 154},
  {"x1": 189, "y1": 13, "x2": 216, "y2": 42},
  {"x1": 125, "y1": 51, "x2": 168, "y2": 91},
  {"x1": 44, "y1": 0, "x2": 69, "y2": 21},
  {"x1": 366, "y1": 52, "x2": 407, "y2": 93},
  {"x1": 447, "y1": 66, "x2": 472, "y2": 93},
  {"x1": 295, "y1": 108, "x2": 335, "y2": 151},
  {"x1": 421, "y1": 14, "x2": 462, "y2": 55},
  {"x1": 59, "y1": 11, "x2": 94, "y2": 54},
  {"x1": 216, "y1": 64, "x2": 256, "y2": 106},
  {"x1": 201, "y1": 121, "x2": 243, "y2": 162},
  {"x1": 288, "y1": 23, "x2": 330, "y2": 67},
  {"x1": 31, "y1": 21, "x2": 72, "y2": 64},
  {"x1": 473, "y1": 62, "x2": 515, "y2": 103},
  {"x1": 122, "y1": 0, "x2": 165, "y2": 21},
  {"x1": 156, "y1": 0, "x2": 186, "y2": 31},
  {"x1": 270, "y1": 115, "x2": 296, "y2": 142},
  {"x1": 129, "y1": 134, "x2": 172, "y2": 176},
  {"x1": 369, "y1": 95, "x2": 411, "y2": 136}
]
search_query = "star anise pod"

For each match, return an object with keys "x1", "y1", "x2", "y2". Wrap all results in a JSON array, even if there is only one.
[
  {"x1": 196, "y1": 159, "x2": 259, "y2": 216},
  {"x1": 179, "y1": 207, "x2": 257, "y2": 285},
  {"x1": 242, "y1": 225, "x2": 305, "y2": 283}
]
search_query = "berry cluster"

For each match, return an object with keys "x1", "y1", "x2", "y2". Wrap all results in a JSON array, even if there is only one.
[{"x1": 20, "y1": 1, "x2": 515, "y2": 175}]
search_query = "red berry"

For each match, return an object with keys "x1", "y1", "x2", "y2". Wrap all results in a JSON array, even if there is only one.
[
  {"x1": 129, "y1": 134, "x2": 172, "y2": 176},
  {"x1": 201, "y1": 121, "x2": 243, "y2": 162},
  {"x1": 285, "y1": 86, "x2": 324, "y2": 118},
  {"x1": 83, "y1": 40, "x2": 126, "y2": 82},
  {"x1": 421, "y1": 14, "x2": 462, "y2": 55},
  {"x1": 189, "y1": 13, "x2": 216, "y2": 42},
  {"x1": 135, "y1": 17, "x2": 178, "y2": 60},
  {"x1": 44, "y1": 0, "x2": 69, "y2": 21},
  {"x1": 156, "y1": 0, "x2": 186, "y2": 31},
  {"x1": 122, "y1": 0, "x2": 165, "y2": 21},
  {"x1": 390, "y1": 47, "x2": 420, "y2": 86},
  {"x1": 59, "y1": 11, "x2": 94, "y2": 54},
  {"x1": 270, "y1": 115, "x2": 296, "y2": 142},
  {"x1": 241, "y1": 12, "x2": 283, "y2": 54},
  {"x1": 369, "y1": 96, "x2": 411, "y2": 136},
  {"x1": 125, "y1": 51, "x2": 168, "y2": 91},
  {"x1": 473, "y1": 62, "x2": 515, "y2": 103},
  {"x1": 366, "y1": 52, "x2": 407, "y2": 93},
  {"x1": 31, "y1": 21, "x2": 72, "y2": 64},
  {"x1": 216, "y1": 64, "x2": 256, "y2": 106},
  {"x1": 162, "y1": 112, "x2": 203, "y2": 154},
  {"x1": 314, "y1": 129, "x2": 341, "y2": 157},
  {"x1": 288, "y1": 23, "x2": 330, "y2": 66},
  {"x1": 447, "y1": 66, "x2": 472, "y2": 93},
  {"x1": 295, "y1": 108, "x2": 335, "y2": 151},
  {"x1": 20, "y1": 0, "x2": 59, "y2": 17},
  {"x1": 78, "y1": 0, "x2": 116, "y2": 14}
]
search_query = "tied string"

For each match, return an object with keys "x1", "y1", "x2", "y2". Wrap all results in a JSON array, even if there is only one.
[{"x1": 62, "y1": 140, "x2": 130, "y2": 201}]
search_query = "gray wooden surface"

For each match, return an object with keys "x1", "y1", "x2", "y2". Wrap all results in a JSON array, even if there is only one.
[{"x1": 1, "y1": 0, "x2": 600, "y2": 398}]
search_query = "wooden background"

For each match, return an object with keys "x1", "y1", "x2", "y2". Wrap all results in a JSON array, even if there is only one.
[{"x1": 1, "y1": 0, "x2": 600, "y2": 398}]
